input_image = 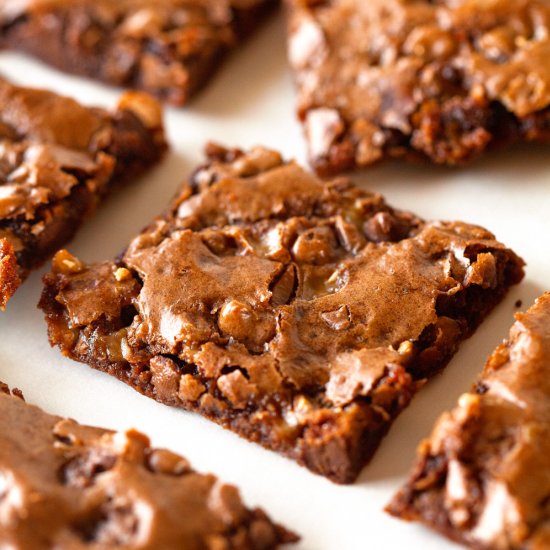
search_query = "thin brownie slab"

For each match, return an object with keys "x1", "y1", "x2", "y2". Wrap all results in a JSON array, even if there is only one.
[
  {"x1": 0, "y1": 383, "x2": 296, "y2": 549},
  {"x1": 388, "y1": 292, "x2": 550, "y2": 549},
  {"x1": 0, "y1": 0, "x2": 276, "y2": 106},
  {"x1": 286, "y1": 0, "x2": 550, "y2": 175},
  {"x1": 40, "y1": 145, "x2": 524, "y2": 483},
  {"x1": 0, "y1": 78, "x2": 166, "y2": 307}
]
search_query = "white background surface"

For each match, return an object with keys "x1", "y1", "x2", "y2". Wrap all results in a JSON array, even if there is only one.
[{"x1": 0, "y1": 13, "x2": 548, "y2": 550}]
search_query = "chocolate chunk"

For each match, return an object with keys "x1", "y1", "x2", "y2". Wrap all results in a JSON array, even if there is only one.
[
  {"x1": 0, "y1": 0, "x2": 276, "y2": 105},
  {"x1": 40, "y1": 145, "x2": 525, "y2": 484},
  {"x1": 388, "y1": 292, "x2": 550, "y2": 549},
  {"x1": 0, "y1": 78, "x2": 166, "y2": 308},
  {"x1": 0, "y1": 384, "x2": 296, "y2": 548},
  {"x1": 287, "y1": 0, "x2": 550, "y2": 174}
]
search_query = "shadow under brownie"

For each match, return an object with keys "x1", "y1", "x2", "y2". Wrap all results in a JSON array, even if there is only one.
[
  {"x1": 0, "y1": 382, "x2": 296, "y2": 549},
  {"x1": 0, "y1": 0, "x2": 277, "y2": 106},
  {"x1": 286, "y1": 0, "x2": 550, "y2": 175},
  {"x1": 40, "y1": 145, "x2": 524, "y2": 483},
  {"x1": 388, "y1": 292, "x2": 550, "y2": 549},
  {"x1": 0, "y1": 78, "x2": 166, "y2": 308}
]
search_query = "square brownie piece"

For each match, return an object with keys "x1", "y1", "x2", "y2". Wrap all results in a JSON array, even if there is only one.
[
  {"x1": 286, "y1": 0, "x2": 550, "y2": 175},
  {"x1": 388, "y1": 292, "x2": 550, "y2": 549},
  {"x1": 0, "y1": 383, "x2": 296, "y2": 548},
  {"x1": 0, "y1": 0, "x2": 276, "y2": 105},
  {"x1": 0, "y1": 78, "x2": 166, "y2": 308},
  {"x1": 40, "y1": 145, "x2": 524, "y2": 483}
]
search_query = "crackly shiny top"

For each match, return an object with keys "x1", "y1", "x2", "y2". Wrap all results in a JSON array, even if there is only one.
[
  {"x1": 0, "y1": 79, "x2": 162, "y2": 222},
  {"x1": 288, "y1": 0, "x2": 550, "y2": 165},
  {"x1": 391, "y1": 292, "x2": 550, "y2": 549},
  {"x1": 0, "y1": 385, "x2": 293, "y2": 549},
  {"x1": 51, "y1": 146, "x2": 524, "y2": 415}
]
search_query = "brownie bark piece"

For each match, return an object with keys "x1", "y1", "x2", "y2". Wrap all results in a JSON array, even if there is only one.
[
  {"x1": 0, "y1": 78, "x2": 166, "y2": 307},
  {"x1": 287, "y1": 0, "x2": 550, "y2": 175},
  {"x1": 0, "y1": 0, "x2": 276, "y2": 106},
  {"x1": 0, "y1": 383, "x2": 296, "y2": 549},
  {"x1": 39, "y1": 145, "x2": 524, "y2": 483},
  {"x1": 388, "y1": 292, "x2": 550, "y2": 549}
]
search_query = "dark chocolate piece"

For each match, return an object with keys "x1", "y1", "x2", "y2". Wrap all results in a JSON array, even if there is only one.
[
  {"x1": 0, "y1": 78, "x2": 166, "y2": 306},
  {"x1": 388, "y1": 292, "x2": 550, "y2": 549},
  {"x1": 40, "y1": 145, "x2": 524, "y2": 483},
  {"x1": 287, "y1": 0, "x2": 550, "y2": 175}
]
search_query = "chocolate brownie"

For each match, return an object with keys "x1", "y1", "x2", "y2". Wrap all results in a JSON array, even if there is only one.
[
  {"x1": 39, "y1": 145, "x2": 524, "y2": 483},
  {"x1": 0, "y1": 0, "x2": 276, "y2": 106},
  {"x1": 0, "y1": 78, "x2": 166, "y2": 307},
  {"x1": 388, "y1": 292, "x2": 550, "y2": 549},
  {"x1": 0, "y1": 382, "x2": 296, "y2": 549},
  {"x1": 286, "y1": 0, "x2": 550, "y2": 175}
]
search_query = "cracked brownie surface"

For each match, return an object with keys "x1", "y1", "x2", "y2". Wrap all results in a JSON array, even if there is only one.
[
  {"x1": 0, "y1": 0, "x2": 276, "y2": 105},
  {"x1": 0, "y1": 78, "x2": 166, "y2": 308},
  {"x1": 0, "y1": 383, "x2": 296, "y2": 549},
  {"x1": 40, "y1": 145, "x2": 524, "y2": 483},
  {"x1": 287, "y1": 0, "x2": 550, "y2": 175},
  {"x1": 388, "y1": 292, "x2": 550, "y2": 550}
]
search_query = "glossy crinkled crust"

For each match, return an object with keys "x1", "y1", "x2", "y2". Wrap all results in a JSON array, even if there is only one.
[
  {"x1": 286, "y1": 0, "x2": 550, "y2": 175},
  {"x1": 0, "y1": 383, "x2": 296, "y2": 549},
  {"x1": 0, "y1": 78, "x2": 166, "y2": 307},
  {"x1": 388, "y1": 292, "x2": 550, "y2": 550},
  {"x1": 0, "y1": 0, "x2": 276, "y2": 105},
  {"x1": 40, "y1": 145, "x2": 524, "y2": 483}
]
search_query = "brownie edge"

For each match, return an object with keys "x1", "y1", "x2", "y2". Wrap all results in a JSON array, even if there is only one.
[
  {"x1": 387, "y1": 292, "x2": 550, "y2": 550},
  {"x1": 40, "y1": 145, "x2": 524, "y2": 483}
]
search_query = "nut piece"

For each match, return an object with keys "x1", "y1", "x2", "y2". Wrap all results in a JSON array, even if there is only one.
[
  {"x1": 118, "y1": 91, "x2": 163, "y2": 129},
  {"x1": 218, "y1": 300, "x2": 256, "y2": 340},
  {"x1": 52, "y1": 249, "x2": 84, "y2": 274},
  {"x1": 321, "y1": 305, "x2": 351, "y2": 331},
  {"x1": 292, "y1": 226, "x2": 337, "y2": 264},
  {"x1": 178, "y1": 374, "x2": 206, "y2": 402},
  {"x1": 217, "y1": 300, "x2": 275, "y2": 348},
  {"x1": 114, "y1": 267, "x2": 132, "y2": 282},
  {"x1": 217, "y1": 370, "x2": 258, "y2": 409},
  {"x1": 147, "y1": 448, "x2": 191, "y2": 476}
]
